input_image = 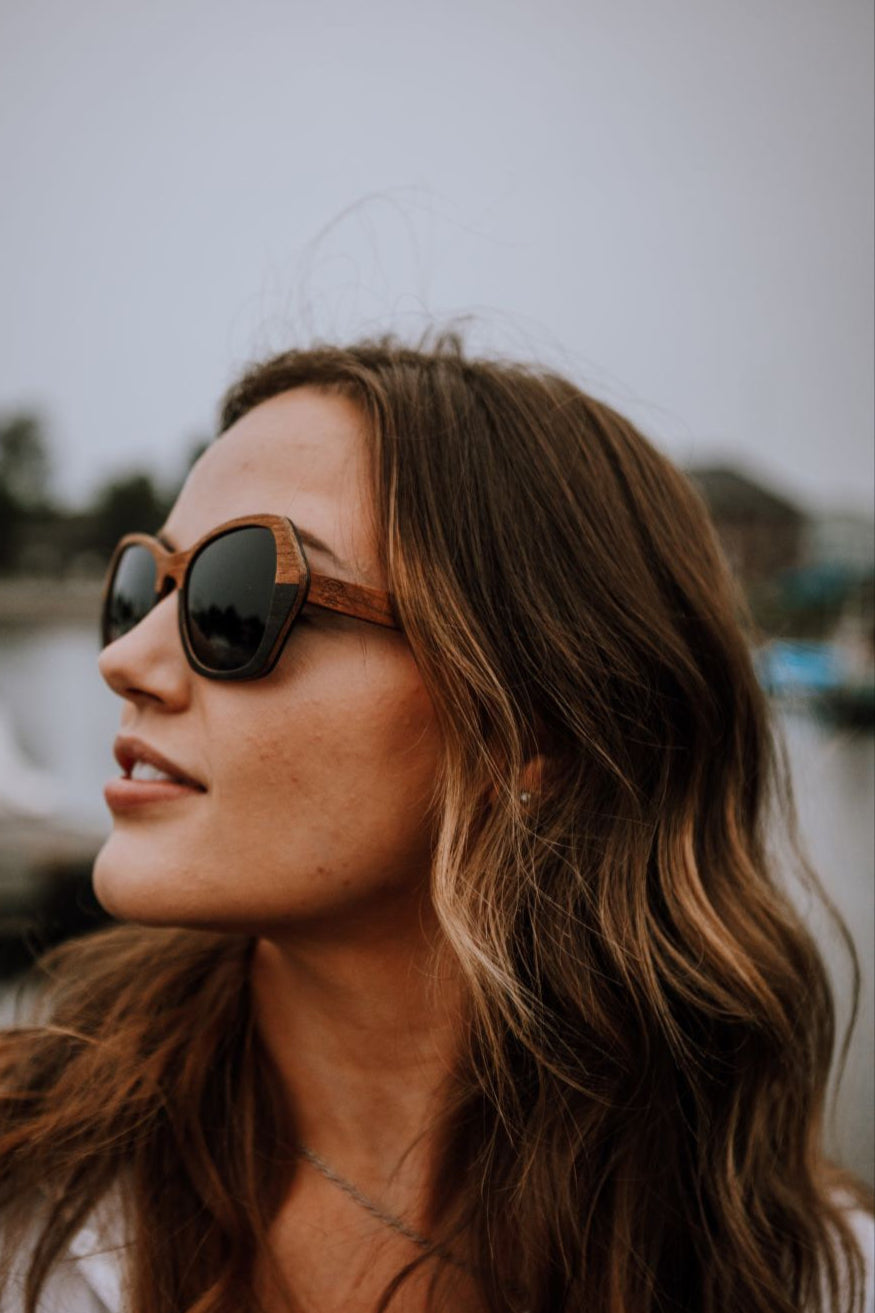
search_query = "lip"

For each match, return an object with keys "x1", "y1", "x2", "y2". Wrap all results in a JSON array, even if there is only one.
[{"x1": 106, "y1": 735, "x2": 206, "y2": 812}]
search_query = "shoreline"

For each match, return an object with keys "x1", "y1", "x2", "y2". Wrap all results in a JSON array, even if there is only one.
[{"x1": 0, "y1": 577, "x2": 103, "y2": 628}]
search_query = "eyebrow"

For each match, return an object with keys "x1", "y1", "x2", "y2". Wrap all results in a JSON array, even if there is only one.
[
  {"x1": 155, "y1": 524, "x2": 350, "y2": 574},
  {"x1": 295, "y1": 526, "x2": 350, "y2": 574}
]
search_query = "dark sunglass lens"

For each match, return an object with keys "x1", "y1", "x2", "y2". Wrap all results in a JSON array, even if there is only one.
[
  {"x1": 187, "y1": 526, "x2": 282, "y2": 672},
  {"x1": 104, "y1": 544, "x2": 158, "y2": 644}
]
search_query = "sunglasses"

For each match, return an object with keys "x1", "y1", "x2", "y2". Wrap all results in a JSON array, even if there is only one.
[{"x1": 101, "y1": 514, "x2": 399, "y2": 681}]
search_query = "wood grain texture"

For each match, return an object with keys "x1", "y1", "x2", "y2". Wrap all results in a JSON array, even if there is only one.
[{"x1": 307, "y1": 574, "x2": 398, "y2": 628}]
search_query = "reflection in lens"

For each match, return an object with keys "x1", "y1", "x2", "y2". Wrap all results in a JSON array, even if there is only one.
[
  {"x1": 104, "y1": 545, "x2": 157, "y2": 643},
  {"x1": 187, "y1": 526, "x2": 285, "y2": 672}
]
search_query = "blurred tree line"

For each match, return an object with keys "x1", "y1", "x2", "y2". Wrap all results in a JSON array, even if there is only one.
[
  {"x1": 1, "y1": 411, "x2": 870, "y2": 646},
  {"x1": 0, "y1": 412, "x2": 208, "y2": 576}
]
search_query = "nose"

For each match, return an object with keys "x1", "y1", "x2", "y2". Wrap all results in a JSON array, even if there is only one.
[{"x1": 98, "y1": 591, "x2": 192, "y2": 710}]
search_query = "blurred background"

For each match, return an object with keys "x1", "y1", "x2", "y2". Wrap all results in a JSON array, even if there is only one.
[{"x1": 0, "y1": 0, "x2": 872, "y2": 1185}]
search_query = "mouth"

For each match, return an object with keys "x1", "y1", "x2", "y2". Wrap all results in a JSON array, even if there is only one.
[{"x1": 105, "y1": 736, "x2": 207, "y2": 811}]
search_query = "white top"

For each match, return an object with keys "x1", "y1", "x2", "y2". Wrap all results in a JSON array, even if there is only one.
[
  {"x1": 1, "y1": 1198, "x2": 873, "y2": 1311},
  {"x1": 0, "y1": 1199, "x2": 127, "y2": 1313}
]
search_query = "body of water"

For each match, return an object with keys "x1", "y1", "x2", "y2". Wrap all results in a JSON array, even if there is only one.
[{"x1": 0, "y1": 625, "x2": 872, "y2": 1184}]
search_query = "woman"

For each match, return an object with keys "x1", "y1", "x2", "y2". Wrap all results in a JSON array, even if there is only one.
[{"x1": 0, "y1": 336, "x2": 871, "y2": 1312}]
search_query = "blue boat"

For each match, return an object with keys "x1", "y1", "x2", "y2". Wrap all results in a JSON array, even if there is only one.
[{"x1": 753, "y1": 640, "x2": 846, "y2": 697}]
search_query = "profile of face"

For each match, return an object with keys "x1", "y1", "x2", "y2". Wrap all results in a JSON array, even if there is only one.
[{"x1": 94, "y1": 388, "x2": 444, "y2": 937}]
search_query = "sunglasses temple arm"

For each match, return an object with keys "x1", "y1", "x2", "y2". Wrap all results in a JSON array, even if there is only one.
[{"x1": 307, "y1": 574, "x2": 398, "y2": 629}]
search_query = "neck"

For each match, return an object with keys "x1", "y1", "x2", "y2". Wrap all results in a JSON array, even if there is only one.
[{"x1": 250, "y1": 896, "x2": 464, "y2": 1189}]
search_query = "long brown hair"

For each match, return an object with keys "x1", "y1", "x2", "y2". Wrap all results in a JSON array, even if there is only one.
[{"x1": 1, "y1": 336, "x2": 870, "y2": 1312}]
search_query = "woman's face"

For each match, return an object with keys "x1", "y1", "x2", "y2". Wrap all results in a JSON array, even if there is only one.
[{"x1": 94, "y1": 387, "x2": 443, "y2": 935}]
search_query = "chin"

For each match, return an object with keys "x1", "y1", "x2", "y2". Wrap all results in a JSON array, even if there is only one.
[
  {"x1": 92, "y1": 857, "x2": 175, "y2": 926},
  {"x1": 92, "y1": 832, "x2": 205, "y2": 927},
  {"x1": 92, "y1": 832, "x2": 267, "y2": 934}
]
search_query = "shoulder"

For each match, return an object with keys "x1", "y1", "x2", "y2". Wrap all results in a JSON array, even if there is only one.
[
  {"x1": 0, "y1": 1194, "x2": 128, "y2": 1313},
  {"x1": 830, "y1": 1193, "x2": 875, "y2": 1313},
  {"x1": 847, "y1": 1205, "x2": 875, "y2": 1313}
]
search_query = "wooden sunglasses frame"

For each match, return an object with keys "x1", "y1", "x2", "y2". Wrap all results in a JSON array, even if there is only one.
[{"x1": 101, "y1": 513, "x2": 399, "y2": 681}]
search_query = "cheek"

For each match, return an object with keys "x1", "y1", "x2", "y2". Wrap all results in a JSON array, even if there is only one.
[
  {"x1": 245, "y1": 647, "x2": 438, "y2": 782},
  {"x1": 204, "y1": 656, "x2": 443, "y2": 898}
]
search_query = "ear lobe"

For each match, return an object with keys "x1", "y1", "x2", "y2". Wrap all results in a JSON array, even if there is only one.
[
  {"x1": 518, "y1": 751, "x2": 550, "y2": 804},
  {"x1": 479, "y1": 752, "x2": 552, "y2": 810}
]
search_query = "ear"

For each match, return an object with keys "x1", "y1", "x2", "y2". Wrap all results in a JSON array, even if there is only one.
[
  {"x1": 518, "y1": 752, "x2": 549, "y2": 803},
  {"x1": 480, "y1": 751, "x2": 553, "y2": 810}
]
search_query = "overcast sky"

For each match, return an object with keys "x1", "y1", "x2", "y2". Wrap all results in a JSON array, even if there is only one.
[{"x1": 1, "y1": 0, "x2": 872, "y2": 514}]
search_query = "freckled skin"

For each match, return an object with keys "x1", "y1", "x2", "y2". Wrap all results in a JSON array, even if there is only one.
[{"x1": 94, "y1": 389, "x2": 444, "y2": 937}]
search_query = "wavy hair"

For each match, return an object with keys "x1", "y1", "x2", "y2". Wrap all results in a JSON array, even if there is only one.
[{"x1": 1, "y1": 336, "x2": 871, "y2": 1311}]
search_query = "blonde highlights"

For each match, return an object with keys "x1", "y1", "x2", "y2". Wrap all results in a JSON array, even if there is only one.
[{"x1": 1, "y1": 335, "x2": 870, "y2": 1311}]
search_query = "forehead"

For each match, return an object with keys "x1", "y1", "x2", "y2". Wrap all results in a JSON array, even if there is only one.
[{"x1": 165, "y1": 387, "x2": 380, "y2": 583}]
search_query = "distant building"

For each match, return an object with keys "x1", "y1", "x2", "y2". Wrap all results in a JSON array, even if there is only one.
[
  {"x1": 804, "y1": 511, "x2": 875, "y2": 573},
  {"x1": 686, "y1": 465, "x2": 808, "y2": 587}
]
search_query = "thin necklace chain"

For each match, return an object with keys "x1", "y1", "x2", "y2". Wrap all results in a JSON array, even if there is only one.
[{"x1": 296, "y1": 1144, "x2": 433, "y2": 1251}]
